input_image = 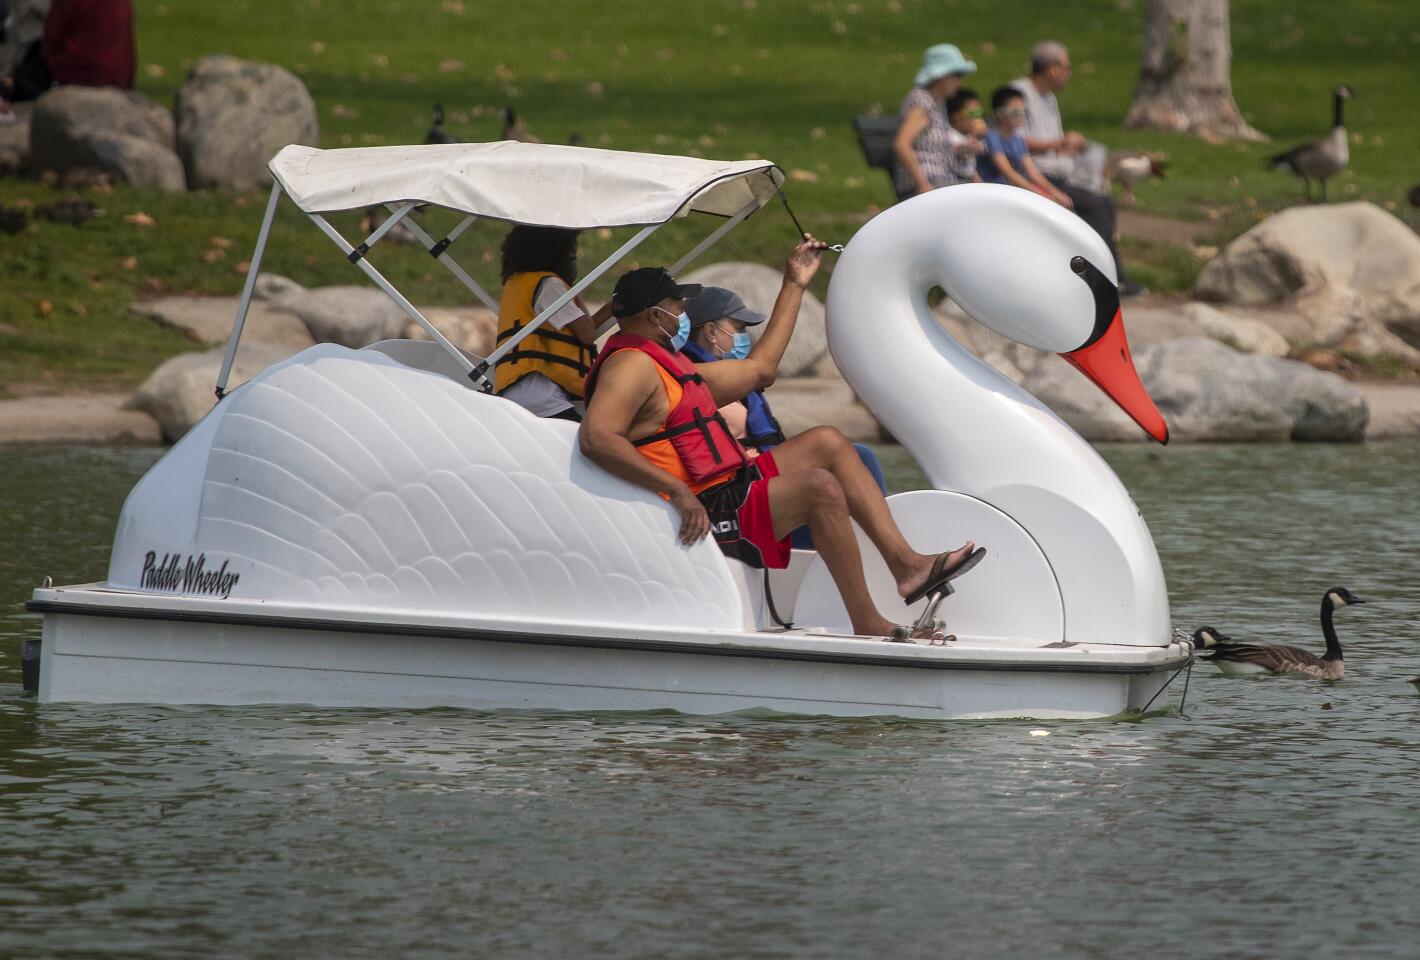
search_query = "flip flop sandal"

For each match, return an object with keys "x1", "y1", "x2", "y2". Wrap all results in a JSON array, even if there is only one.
[{"x1": 902, "y1": 546, "x2": 987, "y2": 606}]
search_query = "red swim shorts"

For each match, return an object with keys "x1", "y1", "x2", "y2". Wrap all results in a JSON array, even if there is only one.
[{"x1": 695, "y1": 450, "x2": 791, "y2": 569}]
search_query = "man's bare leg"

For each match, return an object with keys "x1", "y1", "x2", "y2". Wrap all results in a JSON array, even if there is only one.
[
  {"x1": 769, "y1": 426, "x2": 974, "y2": 599},
  {"x1": 766, "y1": 469, "x2": 896, "y2": 637}
]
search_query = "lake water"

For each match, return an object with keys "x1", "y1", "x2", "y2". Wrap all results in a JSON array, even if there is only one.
[{"x1": 2, "y1": 443, "x2": 1417, "y2": 958}]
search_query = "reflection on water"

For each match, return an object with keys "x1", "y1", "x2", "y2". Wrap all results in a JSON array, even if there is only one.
[{"x1": 2, "y1": 444, "x2": 1418, "y2": 957}]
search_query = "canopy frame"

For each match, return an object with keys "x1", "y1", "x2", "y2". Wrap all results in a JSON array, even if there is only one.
[{"x1": 215, "y1": 156, "x2": 777, "y2": 400}]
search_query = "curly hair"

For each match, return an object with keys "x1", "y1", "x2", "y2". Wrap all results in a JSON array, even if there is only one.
[{"x1": 500, "y1": 226, "x2": 580, "y2": 285}]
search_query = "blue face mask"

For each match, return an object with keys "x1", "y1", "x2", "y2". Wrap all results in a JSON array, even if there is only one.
[
  {"x1": 657, "y1": 307, "x2": 691, "y2": 351},
  {"x1": 728, "y1": 331, "x2": 752, "y2": 360}
]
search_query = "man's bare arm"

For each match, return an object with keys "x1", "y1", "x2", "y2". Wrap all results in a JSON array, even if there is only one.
[
  {"x1": 578, "y1": 351, "x2": 709, "y2": 544},
  {"x1": 698, "y1": 235, "x2": 827, "y2": 406}
]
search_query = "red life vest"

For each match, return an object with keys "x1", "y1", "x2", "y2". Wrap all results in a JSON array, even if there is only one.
[{"x1": 584, "y1": 333, "x2": 750, "y2": 490}]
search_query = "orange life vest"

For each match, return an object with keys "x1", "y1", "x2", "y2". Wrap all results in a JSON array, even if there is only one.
[
  {"x1": 584, "y1": 333, "x2": 750, "y2": 494},
  {"x1": 494, "y1": 271, "x2": 597, "y2": 398}
]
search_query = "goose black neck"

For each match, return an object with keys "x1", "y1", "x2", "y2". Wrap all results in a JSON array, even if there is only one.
[
  {"x1": 1320, "y1": 597, "x2": 1343, "y2": 661},
  {"x1": 1333, "y1": 93, "x2": 1346, "y2": 128}
]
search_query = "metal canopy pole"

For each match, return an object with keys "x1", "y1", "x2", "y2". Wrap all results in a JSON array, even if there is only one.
[
  {"x1": 394, "y1": 210, "x2": 501, "y2": 314},
  {"x1": 215, "y1": 182, "x2": 283, "y2": 400},
  {"x1": 592, "y1": 198, "x2": 762, "y2": 339},
  {"x1": 346, "y1": 201, "x2": 420, "y2": 263},
  {"x1": 471, "y1": 221, "x2": 662, "y2": 387},
  {"x1": 306, "y1": 213, "x2": 476, "y2": 376},
  {"x1": 670, "y1": 198, "x2": 759, "y2": 274}
]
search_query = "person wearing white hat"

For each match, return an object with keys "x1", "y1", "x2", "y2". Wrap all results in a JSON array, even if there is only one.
[{"x1": 891, "y1": 43, "x2": 978, "y2": 202}]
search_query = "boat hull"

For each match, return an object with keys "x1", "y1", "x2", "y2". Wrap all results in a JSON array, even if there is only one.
[{"x1": 29, "y1": 588, "x2": 1191, "y2": 721}]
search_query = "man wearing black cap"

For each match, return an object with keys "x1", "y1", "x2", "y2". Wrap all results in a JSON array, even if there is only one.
[{"x1": 580, "y1": 236, "x2": 984, "y2": 642}]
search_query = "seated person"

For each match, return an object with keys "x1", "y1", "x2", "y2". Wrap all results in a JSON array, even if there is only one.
[
  {"x1": 980, "y1": 86, "x2": 1072, "y2": 209},
  {"x1": 494, "y1": 225, "x2": 611, "y2": 422},
  {"x1": 1012, "y1": 40, "x2": 1138, "y2": 295},
  {"x1": 681, "y1": 286, "x2": 888, "y2": 549},
  {"x1": 944, "y1": 88, "x2": 987, "y2": 185},
  {"x1": 578, "y1": 236, "x2": 986, "y2": 642}
]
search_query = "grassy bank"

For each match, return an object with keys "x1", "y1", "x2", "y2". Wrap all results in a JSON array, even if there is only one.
[{"x1": 1, "y1": 0, "x2": 1416, "y2": 393}]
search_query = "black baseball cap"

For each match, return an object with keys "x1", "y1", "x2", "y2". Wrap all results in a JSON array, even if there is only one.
[{"x1": 611, "y1": 267, "x2": 702, "y2": 318}]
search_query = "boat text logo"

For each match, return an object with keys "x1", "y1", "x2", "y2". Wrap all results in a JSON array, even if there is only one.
[{"x1": 140, "y1": 551, "x2": 241, "y2": 599}]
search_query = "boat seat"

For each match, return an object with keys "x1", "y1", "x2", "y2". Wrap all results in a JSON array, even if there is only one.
[{"x1": 724, "y1": 549, "x2": 819, "y2": 632}]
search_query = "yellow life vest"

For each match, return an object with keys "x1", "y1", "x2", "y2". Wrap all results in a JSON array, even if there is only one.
[{"x1": 494, "y1": 271, "x2": 597, "y2": 398}]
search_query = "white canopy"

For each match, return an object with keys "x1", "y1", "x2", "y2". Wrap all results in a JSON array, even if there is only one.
[{"x1": 268, "y1": 142, "x2": 786, "y2": 229}]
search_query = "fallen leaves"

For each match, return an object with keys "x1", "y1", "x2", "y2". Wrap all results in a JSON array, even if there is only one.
[
  {"x1": 439, "y1": 59, "x2": 466, "y2": 74},
  {"x1": 789, "y1": 169, "x2": 819, "y2": 183},
  {"x1": 119, "y1": 256, "x2": 138, "y2": 270},
  {"x1": 123, "y1": 212, "x2": 155, "y2": 228},
  {"x1": 38, "y1": 300, "x2": 53, "y2": 317}
]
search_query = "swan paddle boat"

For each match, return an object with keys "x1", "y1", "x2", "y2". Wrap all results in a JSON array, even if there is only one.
[{"x1": 27, "y1": 141, "x2": 1193, "y2": 719}]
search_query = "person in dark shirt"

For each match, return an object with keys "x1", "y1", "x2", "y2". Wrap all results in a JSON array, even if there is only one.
[{"x1": 43, "y1": 0, "x2": 134, "y2": 89}]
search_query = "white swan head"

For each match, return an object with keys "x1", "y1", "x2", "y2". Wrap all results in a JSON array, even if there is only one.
[{"x1": 842, "y1": 183, "x2": 1169, "y2": 443}]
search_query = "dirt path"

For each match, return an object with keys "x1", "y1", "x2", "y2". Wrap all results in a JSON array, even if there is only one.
[{"x1": 1117, "y1": 209, "x2": 1214, "y2": 246}]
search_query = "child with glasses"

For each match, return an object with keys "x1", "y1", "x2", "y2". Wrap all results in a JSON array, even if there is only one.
[
  {"x1": 944, "y1": 88, "x2": 987, "y2": 184},
  {"x1": 981, "y1": 86, "x2": 1072, "y2": 208}
]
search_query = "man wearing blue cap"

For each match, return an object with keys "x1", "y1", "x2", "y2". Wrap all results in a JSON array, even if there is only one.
[
  {"x1": 682, "y1": 286, "x2": 888, "y2": 548},
  {"x1": 892, "y1": 43, "x2": 979, "y2": 202}
]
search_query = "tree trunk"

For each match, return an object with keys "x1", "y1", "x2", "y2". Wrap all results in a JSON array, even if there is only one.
[{"x1": 1123, "y1": 0, "x2": 1266, "y2": 143}]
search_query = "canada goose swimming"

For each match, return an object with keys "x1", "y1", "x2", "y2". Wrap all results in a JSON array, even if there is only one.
[
  {"x1": 1268, "y1": 85, "x2": 1353, "y2": 201},
  {"x1": 1192, "y1": 587, "x2": 1365, "y2": 679},
  {"x1": 500, "y1": 105, "x2": 541, "y2": 144},
  {"x1": 1107, "y1": 150, "x2": 1168, "y2": 206},
  {"x1": 424, "y1": 103, "x2": 460, "y2": 145}
]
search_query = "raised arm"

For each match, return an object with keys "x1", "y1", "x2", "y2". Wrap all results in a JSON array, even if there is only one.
[
  {"x1": 697, "y1": 235, "x2": 827, "y2": 406},
  {"x1": 578, "y1": 351, "x2": 709, "y2": 544}
]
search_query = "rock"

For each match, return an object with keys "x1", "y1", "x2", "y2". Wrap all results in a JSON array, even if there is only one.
[
  {"x1": 1179, "y1": 302, "x2": 1290, "y2": 358},
  {"x1": 1195, "y1": 202, "x2": 1420, "y2": 363},
  {"x1": 402, "y1": 306, "x2": 498, "y2": 357},
  {"x1": 254, "y1": 274, "x2": 407, "y2": 348},
  {"x1": 28, "y1": 86, "x2": 185, "y2": 190},
  {"x1": 0, "y1": 393, "x2": 161, "y2": 445},
  {"x1": 1028, "y1": 337, "x2": 1367, "y2": 442},
  {"x1": 130, "y1": 342, "x2": 295, "y2": 442},
  {"x1": 682, "y1": 262, "x2": 826, "y2": 376},
  {"x1": 761, "y1": 376, "x2": 879, "y2": 442},
  {"x1": 1358, "y1": 384, "x2": 1420, "y2": 440},
  {"x1": 131, "y1": 296, "x2": 315, "y2": 348},
  {"x1": 175, "y1": 56, "x2": 318, "y2": 190}
]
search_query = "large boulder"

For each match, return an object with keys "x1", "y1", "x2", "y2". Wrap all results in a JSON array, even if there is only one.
[
  {"x1": 402, "y1": 306, "x2": 498, "y2": 357},
  {"x1": 254, "y1": 274, "x2": 407, "y2": 348},
  {"x1": 130, "y1": 342, "x2": 294, "y2": 442},
  {"x1": 1025, "y1": 337, "x2": 1368, "y2": 442},
  {"x1": 1195, "y1": 203, "x2": 1420, "y2": 363},
  {"x1": 28, "y1": 86, "x2": 184, "y2": 190},
  {"x1": 682, "y1": 262, "x2": 826, "y2": 377},
  {"x1": 175, "y1": 56, "x2": 318, "y2": 190},
  {"x1": 131, "y1": 295, "x2": 315, "y2": 348}
]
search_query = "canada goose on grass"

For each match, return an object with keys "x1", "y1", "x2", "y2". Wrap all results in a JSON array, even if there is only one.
[
  {"x1": 1192, "y1": 587, "x2": 1365, "y2": 680},
  {"x1": 424, "y1": 103, "x2": 460, "y2": 145},
  {"x1": 1268, "y1": 85, "x2": 1353, "y2": 201},
  {"x1": 500, "y1": 105, "x2": 541, "y2": 143}
]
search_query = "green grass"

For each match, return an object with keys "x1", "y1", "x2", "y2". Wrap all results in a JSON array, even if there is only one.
[{"x1": 2, "y1": 0, "x2": 1417, "y2": 393}]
